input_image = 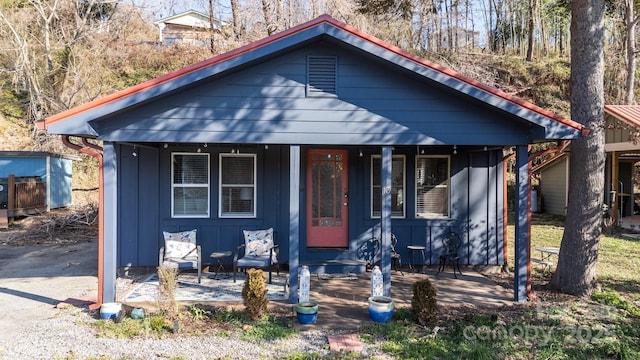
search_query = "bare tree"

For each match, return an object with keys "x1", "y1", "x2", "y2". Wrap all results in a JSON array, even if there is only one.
[
  {"x1": 262, "y1": 0, "x2": 277, "y2": 35},
  {"x1": 550, "y1": 0, "x2": 605, "y2": 297},
  {"x1": 208, "y1": 0, "x2": 215, "y2": 54},
  {"x1": 526, "y1": 0, "x2": 537, "y2": 61},
  {"x1": 623, "y1": 0, "x2": 638, "y2": 104},
  {"x1": 230, "y1": 0, "x2": 242, "y2": 40}
]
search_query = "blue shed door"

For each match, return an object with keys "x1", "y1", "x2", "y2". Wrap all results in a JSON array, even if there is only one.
[{"x1": 306, "y1": 149, "x2": 349, "y2": 248}]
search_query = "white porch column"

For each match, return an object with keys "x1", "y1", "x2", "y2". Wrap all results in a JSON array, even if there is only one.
[
  {"x1": 381, "y1": 146, "x2": 392, "y2": 297},
  {"x1": 288, "y1": 145, "x2": 301, "y2": 304}
]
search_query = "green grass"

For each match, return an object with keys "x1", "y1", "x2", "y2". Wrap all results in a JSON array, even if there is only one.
[
  {"x1": 240, "y1": 314, "x2": 296, "y2": 341},
  {"x1": 507, "y1": 213, "x2": 640, "y2": 292},
  {"x1": 351, "y1": 214, "x2": 640, "y2": 359}
]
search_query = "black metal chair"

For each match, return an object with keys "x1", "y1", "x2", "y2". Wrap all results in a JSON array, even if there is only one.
[
  {"x1": 390, "y1": 233, "x2": 404, "y2": 275},
  {"x1": 438, "y1": 231, "x2": 463, "y2": 278}
]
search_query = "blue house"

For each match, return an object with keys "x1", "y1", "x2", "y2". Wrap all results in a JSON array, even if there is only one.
[
  {"x1": 0, "y1": 151, "x2": 77, "y2": 213},
  {"x1": 41, "y1": 15, "x2": 587, "y2": 306}
]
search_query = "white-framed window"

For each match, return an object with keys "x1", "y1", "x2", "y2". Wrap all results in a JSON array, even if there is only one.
[
  {"x1": 371, "y1": 155, "x2": 406, "y2": 218},
  {"x1": 416, "y1": 155, "x2": 450, "y2": 218},
  {"x1": 171, "y1": 153, "x2": 210, "y2": 218},
  {"x1": 219, "y1": 154, "x2": 256, "y2": 218}
]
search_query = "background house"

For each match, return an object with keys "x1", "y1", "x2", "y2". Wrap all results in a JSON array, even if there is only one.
[
  {"x1": 154, "y1": 9, "x2": 227, "y2": 46},
  {"x1": 538, "y1": 105, "x2": 640, "y2": 223},
  {"x1": 538, "y1": 153, "x2": 569, "y2": 215}
]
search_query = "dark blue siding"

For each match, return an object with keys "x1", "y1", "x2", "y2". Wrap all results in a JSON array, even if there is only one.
[
  {"x1": 96, "y1": 42, "x2": 534, "y2": 146},
  {"x1": 118, "y1": 145, "x2": 160, "y2": 266},
  {"x1": 116, "y1": 144, "x2": 505, "y2": 269}
]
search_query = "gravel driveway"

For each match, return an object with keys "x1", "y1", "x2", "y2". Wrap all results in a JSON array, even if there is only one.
[
  {"x1": 0, "y1": 238, "x2": 380, "y2": 359},
  {"x1": 0, "y1": 240, "x2": 98, "y2": 345}
]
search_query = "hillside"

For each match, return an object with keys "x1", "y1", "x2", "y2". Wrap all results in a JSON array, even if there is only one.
[
  {"x1": 0, "y1": 51, "x2": 572, "y2": 151},
  {"x1": 0, "y1": 22, "x2": 572, "y2": 208}
]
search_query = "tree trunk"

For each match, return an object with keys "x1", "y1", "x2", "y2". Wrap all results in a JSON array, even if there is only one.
[
  {"x1": 624, "y1": 0, "x2": 637, "y2": 104},
  {"x1": 230, "y1": 0, "x2": 242, "y2": 41},
  {"x1": 208, "y1": 0, "x2": 215, "y2": 54},
  {"x1": 549, "y1": 0, "x2": 605, "y2": 297},
  {"x1": 262, "y1": 0, "x2": 277, "y2": 36},
  {"x1": 526, "y1": 0, "x2": 536, "y2": 61}
]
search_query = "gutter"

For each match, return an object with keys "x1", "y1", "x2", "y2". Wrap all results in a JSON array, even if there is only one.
[{"x1": 61, "y1": 135, "x2": 104, "y2": 311}]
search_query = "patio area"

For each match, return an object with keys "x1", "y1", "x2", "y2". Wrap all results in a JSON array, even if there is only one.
[{"x1": 119, "y1": 266, "x2": 515, "y2": 331}]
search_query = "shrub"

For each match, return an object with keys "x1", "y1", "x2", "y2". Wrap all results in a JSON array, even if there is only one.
[
  {"x1": 157, "y1": 265, "x2": 179, "y2": 317},
  {"x1": 242, "y1": 268, "x2": 268, "y2": 321},
  {"x1": 411, "y1": 278, "x2": 437, "y2": 326}
]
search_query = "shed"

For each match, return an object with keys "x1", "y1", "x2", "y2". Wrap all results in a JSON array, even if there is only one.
[
  {"x1": 41, "y1": 15, "x2": 587, "y2": 307},
  {"x1": 0, "y1": 151, "x2": 78, "y2": 214}
]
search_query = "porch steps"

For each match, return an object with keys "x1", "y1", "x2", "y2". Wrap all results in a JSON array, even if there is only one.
[{"x1": 301, "y1": 259, "x2": 367, "y2": 275}]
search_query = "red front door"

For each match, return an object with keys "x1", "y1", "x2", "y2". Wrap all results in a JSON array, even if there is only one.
[{"x1": 306, "y1": 149, "x2": 349, "y2": 248}]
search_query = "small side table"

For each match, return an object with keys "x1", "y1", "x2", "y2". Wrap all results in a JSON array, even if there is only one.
[
  {"x1": 209, "y1": 251, "x2": 232, "y2": 279},
  {"x1": 407, "y1": 245, "x2": 426, "y2": 273}
]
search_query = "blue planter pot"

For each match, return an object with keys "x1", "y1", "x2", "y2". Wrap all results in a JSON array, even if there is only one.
[
  {"x1": 100, "y1": 302, "x2": 122, "y2": 320},
  {"x1": 368, "y1": 296, "x2": 394, "y2": 323},
  {"x1": 296, "y1": 302, "x2": 318, "y2": 324}
]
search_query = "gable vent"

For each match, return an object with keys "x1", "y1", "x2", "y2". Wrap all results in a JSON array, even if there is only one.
[{"x1": 307, "y1": 56, "x2": 337, "y2": 96}]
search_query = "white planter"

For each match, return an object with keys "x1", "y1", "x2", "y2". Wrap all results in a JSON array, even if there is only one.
[
  {"x1": 100, "y1": 302, "x2": 122, "y2": 320},
  {"x1": 368, "y1": 296, "x2": 394, "y2": 323}
]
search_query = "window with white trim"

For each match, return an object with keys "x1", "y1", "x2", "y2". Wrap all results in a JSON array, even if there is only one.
[
  {"x1": 371, "y1": 155, "x2": 405, "y2": 218},
  {"x1": 171, "y1": 153, "x2": 210, "y2": 218},
  {"x1": 219, "y1": 154, "x2": 256, "y2": 218},
  {"x1": 416, "y1": 156, "x2": 450, "y2": 218}
]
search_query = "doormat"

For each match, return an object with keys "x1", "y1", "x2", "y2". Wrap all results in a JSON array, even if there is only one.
[{"x1": 122, "y1": 272, "x2": 288, "y2": 303}]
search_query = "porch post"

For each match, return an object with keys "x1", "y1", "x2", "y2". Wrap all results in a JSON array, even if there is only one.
[
  {"x1": 381, "y1": 146, "x2": 392, "y2": 297},
  {"x1": 513, "y1": 145, "x2": 531, "y2": 302},
  {"x1": 102, "y1": 142, "x2": 118, "y2": 303},
  {"x1": 288, "y1": 145, "x2": 301, "y2": 304}
]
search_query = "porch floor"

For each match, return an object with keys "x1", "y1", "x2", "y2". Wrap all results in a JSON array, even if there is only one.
[
  {"x1": 120, "y1": 266, "x2": 514, "y2": 331},
  {"x1": 303, "y1": 267, "x2": 514, "y2": 330}
]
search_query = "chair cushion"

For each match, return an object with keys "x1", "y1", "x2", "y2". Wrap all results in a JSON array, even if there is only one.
[
  {"x1": 243, "y1": 228, "x2": 277, "y2": 263},
  {"x1": 163, "y1": 258, "x2": 199, "y2": 269},
  {"x1": 163, "y1": 229, "x2": 197, "y2": 260},
  {"x1": 237, "y1": 256, "x2": 272, "y2": 268}
]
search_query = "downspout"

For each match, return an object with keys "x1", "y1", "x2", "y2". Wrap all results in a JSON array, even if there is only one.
[
  {"x1": 62, "y1": 135, "x2": 104, "y2": 310},
  {"x1": 502, "y1": 156, "x2": 508, "y2": 269}
]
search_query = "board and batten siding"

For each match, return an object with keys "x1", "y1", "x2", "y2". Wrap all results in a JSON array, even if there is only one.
[
  {"x1": 540, "y1": 156, "x2": 569, "y2": 216},
  {"x1": 95, "y1": 42, "x2": 533, "y2": 146},
  {"x1": 115, "y1": 142, "x2": 505, "y2": 268}
]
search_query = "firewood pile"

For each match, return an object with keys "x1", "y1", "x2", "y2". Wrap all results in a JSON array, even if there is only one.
[{"x1": 0, "y1": 204, "x2": 98, "y2": 246}]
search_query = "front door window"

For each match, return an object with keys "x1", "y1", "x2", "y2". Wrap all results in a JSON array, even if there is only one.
[{"x1": 306, "y1": 149, "x2": 349, "y2": 247}]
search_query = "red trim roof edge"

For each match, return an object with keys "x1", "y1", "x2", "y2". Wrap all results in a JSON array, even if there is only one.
[{"x1": 604, "y1": 105, "x2": 640, "y2": 129}]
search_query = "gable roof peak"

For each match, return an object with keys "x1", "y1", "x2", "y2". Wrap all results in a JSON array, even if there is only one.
[{"x1": 45, "y1": 14, "x2": 587, "y2": 138}]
